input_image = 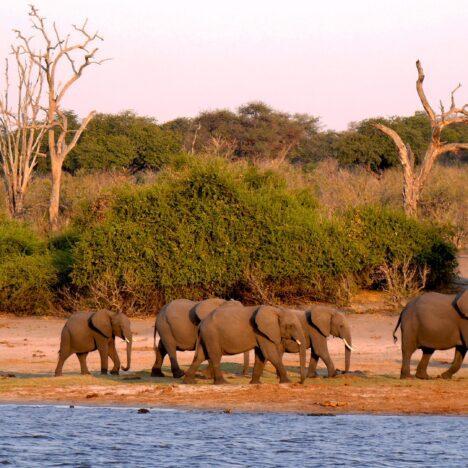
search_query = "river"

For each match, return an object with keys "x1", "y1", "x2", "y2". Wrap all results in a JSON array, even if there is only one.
[{"x1": 0, "y1": 405, "x2": 465, "y2": 467}]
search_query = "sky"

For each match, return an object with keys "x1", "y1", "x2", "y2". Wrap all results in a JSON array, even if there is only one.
[{"x1": 0, "y1": 0, "x2": 467, "y2": 130}]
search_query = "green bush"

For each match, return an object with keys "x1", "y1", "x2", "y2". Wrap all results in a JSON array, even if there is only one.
[
  {"x1": 0, "y1": 219, "x2": 58, "y2": 314},
  {"x1": 70, "y1": 157, "x2": 456, "y2": 313}
]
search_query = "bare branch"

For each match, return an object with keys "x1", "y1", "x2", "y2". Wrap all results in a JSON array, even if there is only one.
[{"x1": 416, "y1": 60, "x2": 436, "y2": 121}]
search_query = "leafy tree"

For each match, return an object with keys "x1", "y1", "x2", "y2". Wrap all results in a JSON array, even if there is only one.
[{"x1": 65, "y1": 111, "x2": 182, "y2": 173}]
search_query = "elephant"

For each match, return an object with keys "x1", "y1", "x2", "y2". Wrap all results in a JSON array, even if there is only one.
[
  {"x1": 151, "y1": 298, "x2": 249, "y2": 378},
  {"x1": 393, "y1": 290, "x2": 467, "y2": 379},
  {"x1": 183, "y1": 304, "x2": 306, "y2": 385},
  {"x1": 54, "y1": 310, "x2": 132, "y2": 376},
  {"x1": 281, "y1": 306, "x2": 353, "y2": 378}
]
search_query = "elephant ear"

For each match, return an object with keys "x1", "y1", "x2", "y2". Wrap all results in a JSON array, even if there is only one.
[
  {"x1": 307, "y1": 307, "x2": 331, "y2": 337},
  {"x1": 254, "y1": 306, "x2": 281, "y2": 344},
  {"x1": 88, "y1": 310, "x2": 113, "y2": 339},
  {"x1": 453, "y1": 290, "x2": 468, "y2": 319}
]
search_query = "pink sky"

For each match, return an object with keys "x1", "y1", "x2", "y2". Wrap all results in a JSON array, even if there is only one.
[{"x1": 1, "y1": 0, "x2": 467, "y2": 130}]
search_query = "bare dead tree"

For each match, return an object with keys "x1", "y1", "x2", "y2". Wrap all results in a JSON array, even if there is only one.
[
  {"x1": 14, "y1": 5, "x2": 108, "y2": 229},
  {"x1": 0, "y1": 47, "x2": 48, "y2": 218},
  {"x1": 374, "y1": 61, "x2": 468, "y2": 216}
]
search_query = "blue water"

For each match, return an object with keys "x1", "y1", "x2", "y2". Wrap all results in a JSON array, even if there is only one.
[{"x1": 0, "y1": 405, "x2": 466, "y2": 467}]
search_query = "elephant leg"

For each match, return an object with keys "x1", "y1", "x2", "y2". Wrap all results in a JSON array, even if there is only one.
[
  {"x1": 108, "y1": 340, "x2": 120, "y2": 375},
  {"x1": 441, "y1": 346, "x2": 467, "y2": 379},
  {"x1": 151, "y1": 340, "x2": 167, "y2": 377},
  {"x1": 201, "y1": 361, "x2": 214, "y2": 379},
  {"x1": 415, "y1": 347, "x2": 434, "y2": 379},
  {"x1": 400, "y1": 337, "x2": 417, "y2": 379},
  {"x1": 262, "y1": 343, "x2": 290, "y2": 383},
  {"x1": 201, "y1": 339, "x2": 227, "y2": 385},
  {"x1": 76, "y1": 352, "x2": 90, "y2": 375},
  {"x1": 242, "y1": 351, "x2": 250, "y2": 377},
  {"x1": 55, "y1": 329, "x2": 72, "y2": 377},
  {"x1": 161, "y1": 336, "x2": 184, "y2": 379},
  {"x1": 250, "y1": 347, "x2": 266, "y2": 384},
  {"x1": 307, "y1": 350, "x2": 319, "y2": 378},
  {"x1": 55, "y1": 349, "x2": 72, "y2": 377},
  {"x1": 98, "y1": 341, "x2": 109, "y2": 375},
  {"x1": 183, "y1": 342, "x2": 206, "y2": 384},
  {"x1": 317, "y1": 348, "x2": 336, "y2": 378}
]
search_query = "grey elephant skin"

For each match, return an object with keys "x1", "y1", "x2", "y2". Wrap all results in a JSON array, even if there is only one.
[
  {"x1": 282, "y1": 306, "x2": 353, "y2": 378},
  {"x1": 183, "y1": 304, "x2": 307, "y2": 385},
  {"x1": 152, "y1": 298, "x2": 249, "y2": 378},
  {"x1": 394, "y1": 290, "x2": 467, "y2": 379},
  {"x1": 55, "y1": 310, "x2": 132, "y2": 376}
]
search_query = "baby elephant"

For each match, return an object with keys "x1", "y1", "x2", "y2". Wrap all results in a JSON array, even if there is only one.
[
  {"x1": 55, "y1": 310, "x2": 132, "y2": 376},
  {"x1": 394, "y1": 290, "x2": 467, "y2": 379},
  {"x1": 282, "y1": 306, "x2": 353, "y2": 378}
]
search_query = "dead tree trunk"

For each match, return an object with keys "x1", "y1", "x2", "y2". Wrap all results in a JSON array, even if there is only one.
[
  {"x1": 15, "y1": 5, "x2": 107, "y2": 230},
  {"x1": 374, "y1": 61, "x2": 468, "y2": 217},
  {"x1": 0, "y1": 50, "x2": 47, "y2": 219}
]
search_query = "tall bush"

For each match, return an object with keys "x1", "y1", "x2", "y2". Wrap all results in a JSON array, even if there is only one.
[
  {"x1": 70, "y1": 157, "x2": 456, "y2": 314},
  {"x1": 0, "y1": 220, "x2": 58, "y2": 314}
]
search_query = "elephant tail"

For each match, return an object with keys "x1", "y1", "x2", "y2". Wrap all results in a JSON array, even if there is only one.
[{"x1": 393, "y1": 313, "x2": 403, "y2": 343}]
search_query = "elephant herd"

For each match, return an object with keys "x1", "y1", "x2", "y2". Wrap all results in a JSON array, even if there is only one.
[{"x1": 54, "y1": 290, "x2": 468, "y2": 383}]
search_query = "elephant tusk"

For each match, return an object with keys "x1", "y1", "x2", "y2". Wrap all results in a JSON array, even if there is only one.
[
  {"x1": 125, "y1": 338, "x2": 130, "y2": 344},
  {"x1": 343, "y1": 338, "x2": 355, "y2": 351},
  {"x1": 295, "y1": 339, "x2": 302, "y2": 346}
]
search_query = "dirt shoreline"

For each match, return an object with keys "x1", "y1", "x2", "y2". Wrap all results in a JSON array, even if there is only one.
[{"x1": 1, "y1": 312, "x2": 467, "y2": 415}]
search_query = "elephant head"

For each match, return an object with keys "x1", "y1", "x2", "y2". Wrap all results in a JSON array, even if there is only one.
[
  {"x1": 453, "y1": 289, "x2": 468, "y2": 319},
  {"x1": 89, "y1": 310, "x2": 132, "y2": 371},
  {"x1": 307, "y1": 307, "x2": 353, "y2": 373},
  {"x1": 254, "y1": 306, "x2": 307, "y2": 383}
]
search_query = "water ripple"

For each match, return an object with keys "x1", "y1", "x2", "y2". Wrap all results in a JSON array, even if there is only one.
[{"x1": 0, "y1": 405, "x2": 466, "y2": 467}]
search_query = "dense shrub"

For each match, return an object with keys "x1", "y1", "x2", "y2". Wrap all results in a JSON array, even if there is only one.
[
  {"x1": 70, "y1": 157, "x2": 456, "y2": 314},
  {"x1": 0, "y1": 219, "x2": 58, "y2": 314}
]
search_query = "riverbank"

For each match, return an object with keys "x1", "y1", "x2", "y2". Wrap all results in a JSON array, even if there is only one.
[{"x1": 0, "y1": 312, "x2": 466, "y2": 415}]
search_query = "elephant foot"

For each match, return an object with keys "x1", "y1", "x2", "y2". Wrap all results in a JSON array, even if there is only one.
[
  {"x1": 80, "y1": 371, "x2": 91, "y2": 376},
  {"x1": 110, "y1": 369, "x2": 119, "y2": 376},
  {"x1": 151, "y1": 368, "x2": 165, "y2": 378},
  {"x1": 182, "y1": 375, "x2": 196, "y2": 384},
  {"x1": 172, "y1": 369, "x2": 185, "y2": 379},
  {"x1": 440, "y1": 372, "x2": 453, "y2": 380},
  {"x1": 242, "y1": 371, "x2": 250, "y2": 377},
  {"x1": 400, "y1": 372, "x2": 413, "y2": 379},
  {"x1": 307, "y1": 371, "x2": 318, "y2": 378},
  {"x1": 100, "y1": 369, "x2": 108, "y2": 375},
  {"x1": 54, "y1": 371, "x2": 62, "y2": 377},
  {"x1": 249, "y1": 379, "x2": 262, "y2": 385},
  {"x1": 415, "y1": 372, "x2": 431, "y2": 380},
  {"x1": 279, "y1": 376, "x2": 291, "y2": 384},
  {"x1": 214, "y1": 378, "x2": 229, "y2": 385}
]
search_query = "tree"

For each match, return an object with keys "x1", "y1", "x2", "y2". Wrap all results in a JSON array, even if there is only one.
[
  {"x1": 66, "y1": 111, "x2": 182, "y2": 173},
  {"x1": 14, "y1": 5, "x2": 107, "y2": 229},
  {"x1": 0, "y1": 43, "x2": 48, "y2": 218},
  {"x1": 374, "y1": 61, "x2": 468, "y2": 216}
]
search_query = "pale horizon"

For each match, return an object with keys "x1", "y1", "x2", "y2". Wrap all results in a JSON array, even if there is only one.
[{"x1": 1, "y1": 0, "x2": 467, "y2": 130}]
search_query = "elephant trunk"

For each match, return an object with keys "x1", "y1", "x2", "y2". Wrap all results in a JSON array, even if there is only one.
[
  {"x1": 342, "y1": 329, "x2": 352, "y2": 374},
  {"x1": 121, "y1": 334, "x2": 132, "y2": 371},
  {"x1": 294, "y1": 327, "x2": 307, "y2": 383}
]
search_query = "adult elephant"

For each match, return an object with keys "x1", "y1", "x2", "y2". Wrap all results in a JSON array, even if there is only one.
[
  {"x1": 151, "y1": 298, "x2": 249, "y2": 378},
  {"x1": 55, "y1": 310, "x2": 132, "y2": 376},
  {"x1": 394, "y1": 290, "x2": 467, "y2": 379},
  {"x1": 282, "y1": 306, "x2": 353, "y2": 378},
  {"x1": 183, "y1": 304, "x2": 306, "y2": 385}
]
